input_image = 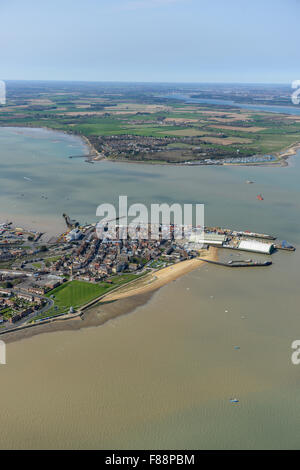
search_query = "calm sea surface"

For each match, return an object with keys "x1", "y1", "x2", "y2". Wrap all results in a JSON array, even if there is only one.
[{"x1": 0, "y1": 127, "x2": 300, "y2": 449}]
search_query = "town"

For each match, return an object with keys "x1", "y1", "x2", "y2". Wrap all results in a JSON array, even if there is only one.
[
  {"x1": 87, "y1": 131, "x2": 257, "y2": 164},
  {"x1": 0, "y1": 218, "x2": 199, "y2": 329},
  {"x1": 0, "y1": 217, "x2": 295, "y2": 331}
]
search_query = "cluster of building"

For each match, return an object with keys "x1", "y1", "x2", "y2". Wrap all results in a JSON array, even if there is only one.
[
  {"x1": 0, "y1": 215, "x2": 290, "y2": 329},
  {"x1": 49, "y1": 226, "x2": 199, "y2": 282},
  {"x1": 0, "y1": 222, "x2": 41, "y2": 263},
  {"x1": 89, "y1": 133, "x2": 246, "y2": 162},
  {"x1": 193, "y1": 228, "x2": 276, "y2": 254},
  {"x1": 184, "y1": 154, "x2": 276, "y2": 166},
  {"x1": 24, "y1": 277, "x2": 65, "y2": 295},
  {"x1": 90, "y1": 134, "x2": 173, "y2": 159},
  {"x1": 0, "y1": 288, "x2": 45, "y2": 324}
]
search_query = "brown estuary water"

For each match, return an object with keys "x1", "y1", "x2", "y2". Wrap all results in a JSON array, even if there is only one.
[{"x1": 0, "y1": 127, "x2": 300, "y2": 449}]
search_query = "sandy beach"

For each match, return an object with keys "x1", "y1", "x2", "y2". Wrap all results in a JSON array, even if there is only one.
[
  {"x1": 277, "y1": 142, "x2": 300, "y2": 166},
  {"x1": 102, "y1": 247, "x2": 218, "y2": 302}
]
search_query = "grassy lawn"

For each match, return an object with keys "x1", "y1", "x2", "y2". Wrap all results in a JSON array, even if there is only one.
[
  {"x1": 32, "y1": 262, "x2": 42, "y2": 269},
  {"x1": 108, "y1": 272, "x2": 146, "y2": 286},
  {"x1": 41, "y1": 273, "x2": 148, "y2": 319},
  {"x1": 0, "y1": 307, "x2": 13, "y2": 320},
  {"x1": 148, "y1": 260, "x2": 167, "y2": 269},
  {"x1": 45, "y1": 280, "x2": 112, "y2": 313},
  {"x1": 44, "y1": 255, "x2": 61, "y2": 263}
]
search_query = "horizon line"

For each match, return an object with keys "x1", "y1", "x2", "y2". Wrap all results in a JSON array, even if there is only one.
[{"x1": 2, "y1": 79, "x2": 292, "y2": 86}]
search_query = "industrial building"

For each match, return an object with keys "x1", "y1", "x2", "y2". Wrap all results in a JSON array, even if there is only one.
[
  {"x1": 238, "y1": 240, "x2": 274, "y2": 254},
  {"x1": 66, "y1": 228, "x2": 82, "y2": 242},
  {"x1": 189, "y1": 232, "x2": 227, "y2": 246}
]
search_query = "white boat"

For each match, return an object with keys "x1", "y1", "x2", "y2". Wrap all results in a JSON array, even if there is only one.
[{"x1": 230, "y1": 398, "x2": 239, "y2": 404}]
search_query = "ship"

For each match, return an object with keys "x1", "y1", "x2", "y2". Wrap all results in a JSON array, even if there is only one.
[
  {"x1": 232, "y1": 230, "x2": 276, "y2": 240},
  {"x1": 275, "y1": 240, "x2": 296, "y2": 252}
]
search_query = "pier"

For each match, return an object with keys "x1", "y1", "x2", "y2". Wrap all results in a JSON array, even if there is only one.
[
  {"x1": 69, "y1": 154, "x2": 97, "y2": 163},
  {"x1": 198, "y1": 259, "x2": 272, "y2": 268}
]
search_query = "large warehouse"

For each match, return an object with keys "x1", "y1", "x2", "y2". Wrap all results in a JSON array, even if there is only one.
[
  {"x1": 238, "y1": 240, "x2": 274, "y2": 254},
  {"x1": 189, "y1": 232, "x2": 227, "y2": 246}
]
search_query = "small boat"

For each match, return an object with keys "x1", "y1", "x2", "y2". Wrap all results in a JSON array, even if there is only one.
[
  {"x1": 230, "y1": 398, "x2": 239, "y2": 404},
  {"x1": 257, "y1": 194, "x2": 264, "y2": 201}
]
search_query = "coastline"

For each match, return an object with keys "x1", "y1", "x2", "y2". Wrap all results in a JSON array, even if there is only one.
[
  {"x1": 0, "y1": 123, "x2": 101, "y2": 160},
  {"x1": 102, "y1": 247, "x2": 218, "y2": 302},
  {"x1": 80, "y1": 134, "x2": 102, "y2": 159},
  {"x1": 2, "y1": 248, "x2": 218, "y2": 344},
  {"x1": 0, "y1": 213, "x2": 66, "y2": 240},
  {"x1": 1, "y1": 123, "x2": 299, "y2": 168},
  {"x1": 93, "y1": 145, "x2": 300, "y2": 168},
  {"x1": 276, "y1": 142, "x2": 300, "y2": 166}
]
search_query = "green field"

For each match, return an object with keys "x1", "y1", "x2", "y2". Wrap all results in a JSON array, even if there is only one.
[
  {"x1": 108, "y1": 272, "x2": 145, "y2": 286},
  {"x1": 38, "y1": 273, "x2": 147, "y2": 320},
  {"x1": 45, "y1": 280, "x2": 112, "y2": 313}
]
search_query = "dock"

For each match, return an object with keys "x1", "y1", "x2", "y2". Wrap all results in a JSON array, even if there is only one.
[
  {"x1": 204, "y1": 227, "x2": 276, "y2": 240},
  {"x1": 275, "y1": 245, "x2": 296, "y2": 252},
  {"x1": 69, "y1": 154, "x2": 96, "y2": 164},
  {"x1": 198, "y1": 259, "x2": 272, "y2": 268}
]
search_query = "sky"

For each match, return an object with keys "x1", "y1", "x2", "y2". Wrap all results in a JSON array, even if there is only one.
[{"x1": 0, "y1": 0, "x2": 300, "y2": 83}]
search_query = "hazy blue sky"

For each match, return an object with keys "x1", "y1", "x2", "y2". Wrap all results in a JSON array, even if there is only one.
[{"x1": 1, "y1": 0, "x2": 299, "y2": 83}]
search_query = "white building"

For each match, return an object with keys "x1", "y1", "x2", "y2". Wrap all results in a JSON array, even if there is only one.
[
  {"x1": 189, "y1": 232, "x2": 227, "y2": 246},
  {"x1": 66, "y1": 229, "x2": 82, "y2": 242},
  {"x1": 238, "y1": 240, "x2": 274, "y2": 254}
]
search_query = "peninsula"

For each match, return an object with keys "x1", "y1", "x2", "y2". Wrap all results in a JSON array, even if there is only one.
[
  {"x1": 1, "y1": 81, "x2": 300, "y2": 166},
  {"x1": 0, "y1": 217, "x2": 294, "y2": 339}
]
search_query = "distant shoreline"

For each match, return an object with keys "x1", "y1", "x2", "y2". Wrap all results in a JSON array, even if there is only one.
[{"x1": 1, "y1": 123, "x2": 298, "y2": 168}]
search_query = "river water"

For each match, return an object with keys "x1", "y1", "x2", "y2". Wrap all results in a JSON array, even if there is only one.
[
  {"x1": 163, "y1": 93, "x2": 300, "y2": 116},
  {"x1": 0, "y1": 127, "x2": 300, "y2": 449}
]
